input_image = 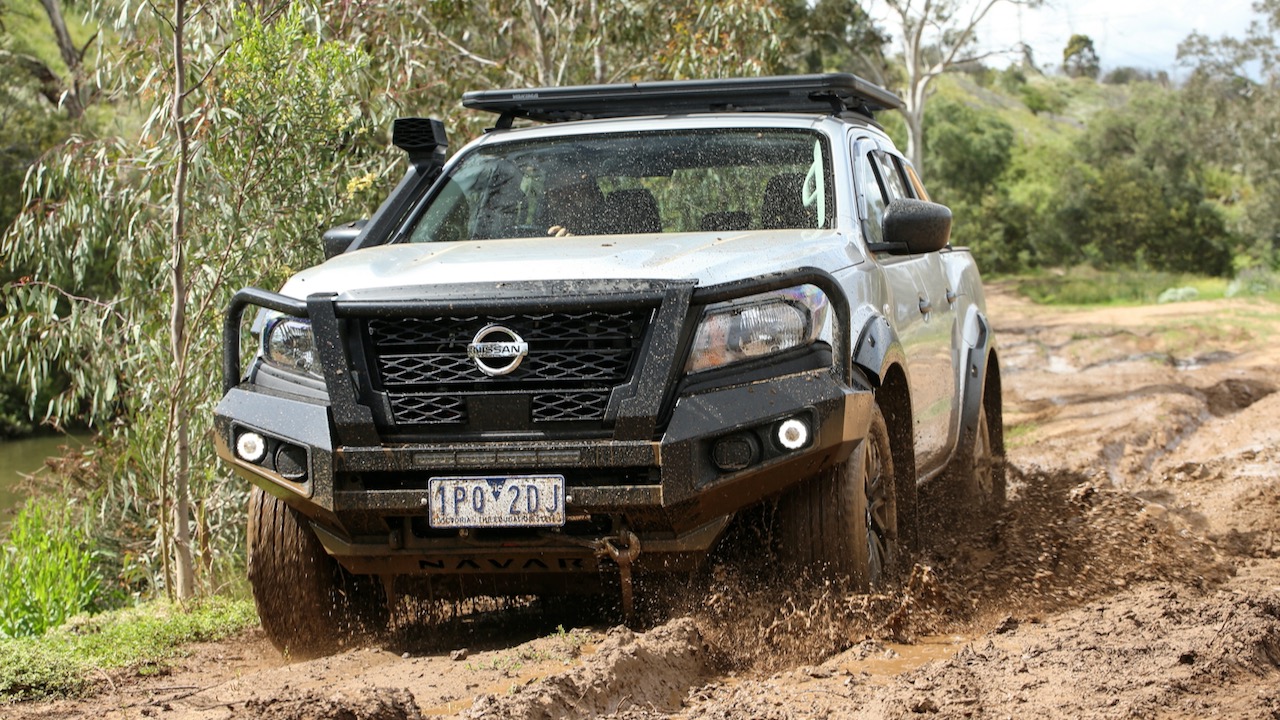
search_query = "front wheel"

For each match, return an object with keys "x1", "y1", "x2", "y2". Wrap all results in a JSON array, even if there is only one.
[
  {"x1": 247, "y1": 487, "x2": 387, "y2": 658},
  {"x1": 778, "y1": 403, "x2": 901, "y2": 591},
  {"x1": 961, "y1": 400, "x2": 1006, "y2": 513}
]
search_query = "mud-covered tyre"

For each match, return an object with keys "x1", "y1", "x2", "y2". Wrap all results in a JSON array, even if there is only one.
[
  {"x1": 961, "y1": 400, "x2": 1006, "y2": 513},
  {"x1": 778, "y1": 403, "x2": 899, "y2": 591},
  {"x1": 247, "y1": 487, "x2": 387, "y2": 658}
]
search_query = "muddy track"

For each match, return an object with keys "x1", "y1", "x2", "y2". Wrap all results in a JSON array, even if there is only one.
[{"x1": 12, "y1": 288, "x2": 1280, "y2": 720}]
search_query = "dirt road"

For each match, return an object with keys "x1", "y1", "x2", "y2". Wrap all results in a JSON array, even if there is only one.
[{"x1": 13, "y1": 287, "x2": 1280, "y2": 719}]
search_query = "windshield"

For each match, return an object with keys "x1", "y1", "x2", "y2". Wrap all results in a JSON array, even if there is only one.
[{"x1": 405, "y1": 128, "x2": 834, "y2": 243}]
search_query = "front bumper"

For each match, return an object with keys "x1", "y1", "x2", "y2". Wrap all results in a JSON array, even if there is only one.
[{"x1": 215, "y1": 367, "x2": 871, "y2": 576}]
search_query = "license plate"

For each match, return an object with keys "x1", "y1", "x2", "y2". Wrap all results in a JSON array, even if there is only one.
[{"x1": 428, "y1": 475, "x2": 565, "y2": 528}]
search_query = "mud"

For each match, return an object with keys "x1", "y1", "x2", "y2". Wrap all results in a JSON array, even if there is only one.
[
  {"x1": 243, "y1": 687, "x2": 422, "y2": 720},
  {"x1": 464, "y1": 619, "x2": 710, "y2": 719},
  {"x1": 9, "y1": 287, "x2": 1280, "y2": 719}
]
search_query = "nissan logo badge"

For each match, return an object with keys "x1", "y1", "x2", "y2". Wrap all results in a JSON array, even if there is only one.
[{"x1": 466, "y1": 324, "x2": 529, "y2": 377}]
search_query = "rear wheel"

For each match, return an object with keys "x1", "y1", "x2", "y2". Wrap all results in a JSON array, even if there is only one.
[
  {"x1": 778, "y1": 403, "x2": 900, "y2": 591},
  {"x1": 247, "y1": 487, "x2": 387, "y2": 657}
]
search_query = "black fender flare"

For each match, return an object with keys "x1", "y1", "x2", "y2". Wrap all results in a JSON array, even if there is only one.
[
  {"x1": 849, "y1": 307, "x2": 918, "y2": 552},
  {"x1": 850, "y1": 307, "x2": 907, "y2": 388},
  {"x1": 958, "y1": 307, "x2": 994, "y2": 442}
]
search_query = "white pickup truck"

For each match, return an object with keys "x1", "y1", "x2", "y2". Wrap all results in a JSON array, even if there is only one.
[{"x1": 215, "y1": 73, "x2": 1004, "y2": 656}]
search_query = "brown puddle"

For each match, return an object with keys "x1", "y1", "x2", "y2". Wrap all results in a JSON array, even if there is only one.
[
  {"x1": 422, "y1": 697, "x2": 473, "y2": 717},
  {"x1": 421, "y1": 673, "x2": 544, "y2": 716},
  {"x1": 839, "y1": 635, "x2": 968, "y2": 683},
  {"x1": 420, "y1": 653, "x2": 592, "y2": 716}
]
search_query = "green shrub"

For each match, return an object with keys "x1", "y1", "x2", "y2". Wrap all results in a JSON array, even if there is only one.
[
  {"x1": 0, "y1": 642, "x2": 86, "y2": 701},
  {"x1": 0, "y1": 501, "x2": 102, "y2": 638},
  {"x1": 0, "y1": 597, "x2": 256, "y2": 702},
  {"x1": 1014, "y1": 268, "x2": 1229, "y2": 306},
  {"x1": 1226, "y1": 267, "x2": 1280, "y2": 299}
]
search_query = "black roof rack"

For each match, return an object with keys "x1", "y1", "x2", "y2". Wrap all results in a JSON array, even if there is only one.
[{"x1": 462, "y1": 73, "x2": 903, "y2": 127}]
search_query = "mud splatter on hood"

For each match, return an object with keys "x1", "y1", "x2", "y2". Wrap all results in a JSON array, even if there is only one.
[{"x1": 278, "y1": 229, "x2": 863, "y2": 300}]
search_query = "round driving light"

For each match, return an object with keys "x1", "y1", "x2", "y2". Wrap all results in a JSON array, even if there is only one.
[
  {"x1": 776, "y1": 418, "x2": 810, "y2": 451},
  {"x1": 236, "y1": 431, "x2": 267, "y2": 463}
]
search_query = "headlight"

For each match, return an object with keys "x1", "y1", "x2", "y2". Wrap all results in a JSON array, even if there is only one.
[
  {"x1": 262, "y1": 314, "x2": 322, "y2": 378},
  {"x1": 685, "y1": 285, "x2": 829, "y2": 374}
]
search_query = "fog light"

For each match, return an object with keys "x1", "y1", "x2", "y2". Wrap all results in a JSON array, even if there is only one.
[
  {"x1": 776, "y1": 417, "x2": 810, "y2": 451},
  {"x1": 274, "y1": 443, "x2": 308, "y2": 481},
  {"x1": 712, "y1": 433, "x2": 760, "y2": 472},
  {"x1": 236, "y1": 431, "x2": 267, "y2": 463}
]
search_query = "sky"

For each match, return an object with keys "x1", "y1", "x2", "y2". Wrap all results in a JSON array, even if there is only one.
[{"x1": 968, "y1": 0, "x2": 1261, "y2": 75}]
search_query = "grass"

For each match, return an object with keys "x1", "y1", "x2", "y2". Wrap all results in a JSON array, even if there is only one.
[
  {"x1": 464, "y1": 624, "x2": 592, "y2": 675},
  {"x1": 1004, "y1": 422, "x2": 1039, "y2": 449},
  {"x1": 1007, "y1": 267, "x2": 1280, "y2": 307},
  {"x1": 552, "y1": 623, "x2": 589, "y2": 654},
  {"x1": 1149, "y1": 309, "x2": 1280, "y2": 357},
  {"x1": 466, "y1": 654, "x2": 527, "y2": 674},
  {"x1": 0, "y1": 596, "x2": 257, "y2": 702}
]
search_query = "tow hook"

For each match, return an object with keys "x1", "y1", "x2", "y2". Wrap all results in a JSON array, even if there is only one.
[{"x1": 600, "y1": 530, "x2": 641, "y2": 621}]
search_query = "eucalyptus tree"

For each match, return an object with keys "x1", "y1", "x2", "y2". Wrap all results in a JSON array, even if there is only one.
[
  {"x1": 789, "y1": 0, "x2": 892, "y2": 81},
  {"x1": 871, "y1": 0, "x2": 1039, "y2": 171},
  {"x1": 0, "y1": 0, "x2": 107, "y2": 425},
  {"x1": 1062, "y1": 34, "x2": 1100, "y2": 79},
  {"x1": 321, "y1": 0, "x2": 790, "y2": 142},
  {"x1": 1, "y1": 3, "x2": 376, "y2": 598},
  {"x1": 1179, "y1": 0, "x2": 1280, "y2": 265}
]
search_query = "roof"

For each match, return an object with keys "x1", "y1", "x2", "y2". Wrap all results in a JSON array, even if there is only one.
[{"x1": 462, "y1": 73, "x2": 903, "y2": 126}]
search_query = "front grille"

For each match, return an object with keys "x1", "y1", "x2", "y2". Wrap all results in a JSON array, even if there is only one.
[
  {"x1": 365, "y1": 308, "x2": 653, "y2": 429},
  {"x1": 378, "y1": 348, "x2": 631, "y2": 385},
  {"x1": 370, "y1": 311, "x2": 640, "y2": 347},
  {"x1": 389, "y1": 394, "x2": 466, "y2": 425},
  {"x1": 532, "y1": 391, "x2": 611, "y2": 422}
]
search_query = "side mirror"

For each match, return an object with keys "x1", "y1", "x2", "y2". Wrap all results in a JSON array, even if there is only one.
[
  {"x1": 322, "y1": 219, "x2": 368, "y2": 259},
  {"x1": 878, "y1": 198, "x2": 952, "y2": 255}
]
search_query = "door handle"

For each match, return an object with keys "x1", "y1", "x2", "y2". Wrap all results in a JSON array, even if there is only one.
[{"x1": 918, "y1": 297, "x2": 932, "y2": 315}]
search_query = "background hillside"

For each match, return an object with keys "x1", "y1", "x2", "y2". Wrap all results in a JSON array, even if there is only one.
[{"x1": 909, "y1": 69, "x2": 1271, "y2": 282}]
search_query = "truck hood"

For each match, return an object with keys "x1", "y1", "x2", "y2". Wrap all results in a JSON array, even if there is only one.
[{"x1": 280, "y1": 229, "x2": 864, "y2": 300}]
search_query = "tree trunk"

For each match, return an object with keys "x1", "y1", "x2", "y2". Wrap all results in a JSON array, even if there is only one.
[
  {"x1": 903, "y1": 58, "x2": 933, "y2": 171},
  {"x1": 887, "y1": 0, "x2": 1023, "y2": 174},
  {"x1": 590, "y1": 0, "x2": 605, "y2": 84},
  {"x1": 169, "y1": 0, "x2": 196, "y2": 601},
  {"x1": 523, "y1": 0, "x2": 554, "y2": 86},
  {"x1": 39, "y1": 0, "x2": 80, "y2": 70},
  {"x1": 903, "y1": 101, "x2": 926, "y2": 172},
  {"x1": 33, "y1": 0, "x2": 89, "y2": 118}
]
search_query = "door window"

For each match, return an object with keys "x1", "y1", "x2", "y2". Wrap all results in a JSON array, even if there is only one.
[
  {"x1": 872, "y1": 151, "x2": 911, "y2": 201},
  {"x1": 855, "y1": 150, "x2": 888, "y2": 245}
]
